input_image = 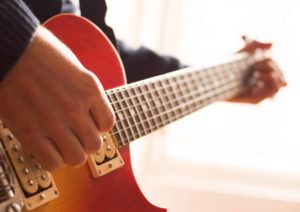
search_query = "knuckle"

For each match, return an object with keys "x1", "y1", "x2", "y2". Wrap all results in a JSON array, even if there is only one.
[
  {"x1": 67, "y1": 100, "x2": 86, "y2": 118},
  {"x1": 84, "y1": 73, "x2": 104, "y2": 100},
  {"x1": 85, "y1": 71, "x2": 99, "y2": 83},
  {"x1": 84, "y1": 72, "x2": 100, "y2": 91},
  {"x1": 58, "y1": 91, "x2": 78, "y2": 109},
  {"x1": 59, "y1": 93, "x2": 87, "y2": 115}
]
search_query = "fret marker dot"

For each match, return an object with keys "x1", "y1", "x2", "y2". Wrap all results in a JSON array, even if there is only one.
[
  {"x1": 142, "y1": 104, "x2": 148, "y2": 111},
  {"x1": 129, "y1": 109, "x2": 136, "y2": 116},
  {"x1": 118, "y1": 112, "x2": 124, "y2": 120}
]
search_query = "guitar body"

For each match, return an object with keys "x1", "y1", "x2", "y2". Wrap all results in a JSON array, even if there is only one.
[{"x1": 30, "y1": 14, "x2": 165, "y2": 212}]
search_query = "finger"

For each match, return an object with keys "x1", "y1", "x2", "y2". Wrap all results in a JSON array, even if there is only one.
[
  {"x1": 22, "y1": 135, "x2": 64, "y2": 171},
  {"x1": 251, "y1": 72, "x2": 281, "y2": 99},
  {"x1": 89, "y1": 101, "x2": 115, "y2": 132},
  {"x1": 2, "y1": 115, "x2": 65, "y2": 171},
  {"x1": 251, "y1": 59, "x2": 273, "y2": 73},
  {"x1": 251, "y1": 59, "x2": 287, "y2": 87},
  {"x1": 70, "y1": 114, "x2": 103, "y2": 154},
  {"x1": 86, "y1": 75, "x2": 116, "y2": 132},
  {"x1": 238, "y1": 40, "x2": 272, "y2": 53},
  {"x1": 48, "y1": 125, "x2": 87, "y2": 167},
  {"x1": 268, "y1": 61, "x2": 287, "y2": 86}
]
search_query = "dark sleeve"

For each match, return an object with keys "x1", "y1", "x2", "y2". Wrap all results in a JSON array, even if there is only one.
[
  {"x1": 0, "y1": 0, "x2": 39, "y2": 81},
  {"x1": 118, "y1": 41, "x2": 186, "y2": 83}
]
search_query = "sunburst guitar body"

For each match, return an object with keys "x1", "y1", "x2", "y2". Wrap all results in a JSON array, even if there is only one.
[
  {"x1": 0, "y1": 12, "x2": 266, "y2": 212},
  {"x1": 38, "y1": 14, "x2": 165, "y2": 212},
  {"x1": 0, "y1": 14, "x2": 165, "y2": 212}
]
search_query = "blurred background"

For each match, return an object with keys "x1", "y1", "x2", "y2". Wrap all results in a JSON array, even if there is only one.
[{"x1": 105, "y1": 0, "x2": 300, "y2": 211}]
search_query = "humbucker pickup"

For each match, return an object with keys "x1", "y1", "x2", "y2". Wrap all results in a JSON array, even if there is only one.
[
  {"x1": 88, "y1": 133, "x2": 124, "y2": 178},
  {"x1": 0, "y1": 120, "x2": 59, "y2": 211}
]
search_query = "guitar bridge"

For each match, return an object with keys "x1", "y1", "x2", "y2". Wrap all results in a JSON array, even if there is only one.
[
  {"x1": 0, "y1": 122, "x2": 23, "y2": 212},
  {"x1": 0, "y1": 120, "x2": 59, "y2": 211},
  {"x1": 88, "y1": 133, "x2": 124, "y2": 178}
]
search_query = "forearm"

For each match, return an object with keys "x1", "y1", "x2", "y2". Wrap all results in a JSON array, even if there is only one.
[{"x1": 0, "y1": 0, "x2": 39, "y2": 80}]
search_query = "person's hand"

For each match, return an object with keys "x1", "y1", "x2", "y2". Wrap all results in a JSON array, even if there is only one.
[
  {"x1": 229, "y1": 40, "x2": 287, "y2": 104},
  {"x1": 0, "y1": 26, "x2": 115, "y2": 171}
]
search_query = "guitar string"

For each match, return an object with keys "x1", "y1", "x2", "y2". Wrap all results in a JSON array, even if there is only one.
[
  {"x1": 106, "y1": 56, "x2": 250, "y2": 107},
  {"x1": 105, "y1": 53, "x2": 252, "y2": 99},
  {"x1": 106, "y1": 65, "x2": 248, "y2": 145},
  {"x1": 107, "y1": 63, "x2": 246, "y2": 126},
  {"x1": 108, "y1": 59, "x2": 246, "y2": 114},
  {"x1": 111, "y1": 83, "x2": 242, "y2": 147},
  {"x1": 107, "y1": 78, "x2": 244, "y2": 146},
  {"x1": 0, "y1": 56, "x2": 252, "y2": 152},
  {"x1": 0, "y1": 77, "x2": 241, "y2": 153},
  {"x1": 110, "y1": 74, "x2": 239, "y2": 131},
  {"x1": 0, "y1": 66, "x2": 244, "y2": 152},
  {"x1": 106, "y1": 52, "x2": 253, "y2": 143}
]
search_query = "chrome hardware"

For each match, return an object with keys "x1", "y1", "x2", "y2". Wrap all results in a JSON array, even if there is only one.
[
  {"x1": 0, "y1": 119, "x2": 59, "y2": 211},
  {"x1": 6, "y1": 203, "x2": 22, "y2": 212},
  {"x1": 88, "y1": 133, "x2": 124, "y2": 178},
  {"x1": 0, "y1": 124, "x2": 24, "y2": 212}
]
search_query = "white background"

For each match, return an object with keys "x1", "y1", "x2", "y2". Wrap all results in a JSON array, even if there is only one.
[{"x1": 106, "y1": 1, "x2": 300, "y2": 211}]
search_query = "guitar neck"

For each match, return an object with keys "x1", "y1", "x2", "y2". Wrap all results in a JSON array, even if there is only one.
[{"x1": 106, "y1": 53, "x2": 259, "y2": 148}]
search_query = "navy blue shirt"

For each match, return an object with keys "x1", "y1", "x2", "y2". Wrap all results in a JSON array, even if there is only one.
[{"x1": 0, "y1": 0, "x2": 183, "y2": 83}]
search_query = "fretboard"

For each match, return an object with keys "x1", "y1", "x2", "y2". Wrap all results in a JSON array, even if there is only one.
[{"x1": 106, "y1": 53, "x2": 259, "y2": 148}]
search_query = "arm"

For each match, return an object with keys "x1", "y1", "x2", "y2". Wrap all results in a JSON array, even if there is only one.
[{"x1": 0, "y1": 1, "x2": 115, "y2": 171}]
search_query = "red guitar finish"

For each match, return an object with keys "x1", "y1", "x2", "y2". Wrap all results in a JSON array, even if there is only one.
[{"x1": 31, "y1": 14, "x2": 166, "y2": 212}]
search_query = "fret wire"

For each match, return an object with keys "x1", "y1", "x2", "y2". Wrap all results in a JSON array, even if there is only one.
[
  {"x1": 108, "y1": 56, "x2": 254, "y2": 146},
  {"x1": 112, "y1": 63, "x2": 244, "y2": 123},
  {"x1": 154, "y1": 80, "x2": 171, "y2": 126},
  {"x1": 112, "y1": 93, "x2": 131, "y2": 146},
  {"x1": 133, "y1": 84, "x2": 153, "y2": 134},
  {"x1": 111, "y1": 77, "x2": 244, "y2": 146},
  {"x1": 121, "y1": 89, "x2": 139, "y2": 140},
  {"x1": 147, "y1": 82, "x2": 163, "y2": 126},
  {"x1": 127, "y1": 89, "x2": 144, "y2": 138},
  {"x1": 164, "y1": 76, "x2": 178, "y2": 121},
  {"x1": 110, "y1": 68, "x2": 243, "y2": 129},
  {"x1": 105, "y1": 55, "x2": 251, "y2": 106},
  {"x1": 117, "y1": 92, "x2": 134, "y2": 144},
  {"x1": 111, "y1": 80, "x2": 243, "y2": 146},
  {"x1": 131, "y1": 87, "x2": 148, "y2": 136},
  {"x1": 142, "y1": 83, "x2": 158, "y2": 132},
  {"x1": 108, "y1": 67, "x2": 234, "y2": 114},
  {"x1": 173, "y1": 77, "x2": 183, "y2": 120},
  {"x1": 108, "y1": 93, "x2": 128, "y2": 147},
  {"x1": 120, "y1": 90, "x2": 138, "y2": 144},
  {"x1": 153, "y1": 81, "x2": 166, "y2": 125},
  {"x1": 115, "y1": 83, "x2": 242, "y2": 146}
]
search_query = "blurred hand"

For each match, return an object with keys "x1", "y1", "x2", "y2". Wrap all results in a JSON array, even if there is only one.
[
  {"x1": 229, "y1": 40, "x2": 287, "y2": 104},
  {"x1": 0, "y1": 26, "x2": 115, "y2": 171}
]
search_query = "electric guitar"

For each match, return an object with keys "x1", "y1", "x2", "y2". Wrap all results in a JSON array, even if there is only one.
[{"x1": 0, "y1": 14, "x2": 264, "y2": 211}]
